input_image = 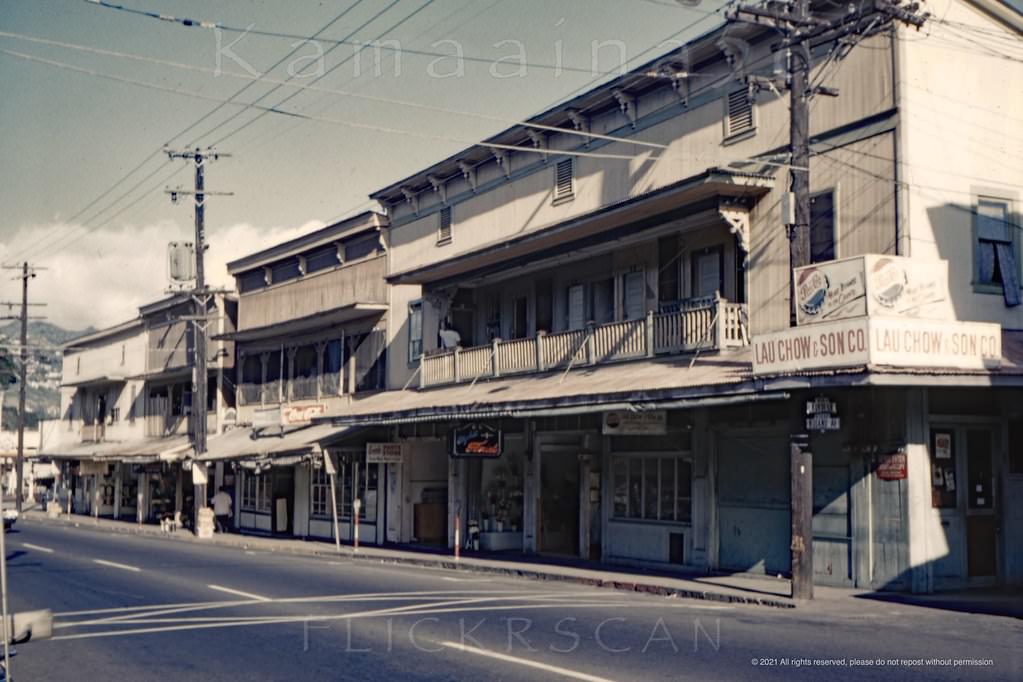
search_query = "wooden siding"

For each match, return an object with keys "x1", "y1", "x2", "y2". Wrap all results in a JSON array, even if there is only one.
[
  {"x1": 147, "y1": 320, "x2": 191, "y2": 374},
  {"x1": 237, "y1": 255, "x2": 387, "y2": 331}
]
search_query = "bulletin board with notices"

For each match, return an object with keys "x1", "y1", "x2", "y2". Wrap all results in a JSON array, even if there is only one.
[{"x1": 929, "y1": 430, "x2": 957, "y2": 508}]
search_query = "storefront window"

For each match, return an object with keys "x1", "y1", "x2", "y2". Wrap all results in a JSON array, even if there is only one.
[
  {"x1": 241, "y1": 471, "x2": 271, "y2": 513},
  {"x1": 335, "y1": 449, "x2": 376, "y2": 520},
  {"x1": 613, "y1": 454, "x2": 692, "y2": 523},
  {"x1": 310, "y1": 467, "x2": 332, "y2": 519}
]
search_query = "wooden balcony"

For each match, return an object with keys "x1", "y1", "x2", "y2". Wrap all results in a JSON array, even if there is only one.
[
  {"x1": 237, "y1": 255, "x2": 387, "y2": 332},
  {"x1": 419, "y1": 296, "x2": 748, "y2": 389},
  {"x1": 80, "y1": 423, "x2": 105, "y2": 443}
]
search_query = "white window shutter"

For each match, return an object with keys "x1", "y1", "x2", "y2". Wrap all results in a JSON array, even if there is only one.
[
  {"x1": 623, "y1": 270, "x2": 645, "y2": 320},
  {"x1": 568, "y1": 284, "x2": 585, "y2": 330}
]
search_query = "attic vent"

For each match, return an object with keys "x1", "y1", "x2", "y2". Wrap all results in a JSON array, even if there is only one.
[
  {"x1": 437, "y1": 206, "x2": 452, "y2": 244},
  {"x1": 554, "y1": 158, "x2": 574, "y2": 203},
  {"x1": 725, "y1": 89, "x2": 755, "y2": 138}
]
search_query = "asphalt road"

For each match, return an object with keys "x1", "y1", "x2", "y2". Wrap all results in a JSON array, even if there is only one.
[{"x1": 0, "y1": 520, "x2": 1019, "y2": 681}]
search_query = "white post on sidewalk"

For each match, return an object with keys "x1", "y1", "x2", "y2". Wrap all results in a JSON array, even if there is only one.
[
  {"x1": 323, "y1": 451, "x2": 342, "y2": 557},
  {"x1": 0, "y1": 462, "x2": 12, "y2": 677}
]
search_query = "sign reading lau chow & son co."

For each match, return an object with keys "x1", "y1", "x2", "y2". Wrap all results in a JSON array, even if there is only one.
[{"x1": 752, "y1": 316, "x2": 1001, "y2": 375}]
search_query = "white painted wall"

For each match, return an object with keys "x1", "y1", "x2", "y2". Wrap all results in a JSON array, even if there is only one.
[{"x1": 898, "y1": 2, "x2": 1023, "y2": 327}]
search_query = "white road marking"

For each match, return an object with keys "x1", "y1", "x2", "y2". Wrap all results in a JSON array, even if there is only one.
[
  {"x1": 441, "y1": 576, "x2": 493, "y2": 583},
  {"x1": 439, "y1": 641, "x2": 617, "y2": 682},
  {"x1": 207, "y1": 584, "x2": 270, "y2": 602},
  {"x1": 22, "y1": 543, "x2": 54, "y2": 553},
  {"x1": 92, "y1": 559, "x2": 141, "y2": 572}
]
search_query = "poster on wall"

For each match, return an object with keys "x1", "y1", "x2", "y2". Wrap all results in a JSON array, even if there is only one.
[
  {"x1": 934, "y1": 433, "x2": 952, "y2": 459},
  {"x1": 601, "y1": 410, "x2": 667, "y2": 435},
  {"x1": 876, "y1": 451, "x2": 907, "y2": 481},
  {"x1": 366, "y1": 442, "x2": 403, "y2": 464},
  {"x1": 452, "y1": 423, "x2": 502, "y2": 458}
]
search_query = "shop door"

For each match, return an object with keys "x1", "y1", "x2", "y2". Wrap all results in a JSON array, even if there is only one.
[
  {"x1": 716, "y1": 431, "x2": 790, "y2": 575},
  {"x1": 929, "y1": 426, "x2": 1000, "y2": 584},
  {"x1": 271, "y1": 468, "x2": 295, "y2": 536},
  {"x1": 539, "y1": 447, "x2": 580, "y2": 556}
]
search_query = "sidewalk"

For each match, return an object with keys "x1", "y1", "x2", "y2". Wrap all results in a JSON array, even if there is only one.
[{"x1": 21, "y1": 510, "x2": 1023, "y2": 619}]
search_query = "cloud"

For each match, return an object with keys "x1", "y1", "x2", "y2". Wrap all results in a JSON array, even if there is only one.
[{"x1": 0, "y1": 218, "x2": 324, "y2": 331}]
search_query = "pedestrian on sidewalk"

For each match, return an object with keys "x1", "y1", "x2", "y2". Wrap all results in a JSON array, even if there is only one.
[{"x1": 211, "y1": 486, "x2": 233, "y2": 533}]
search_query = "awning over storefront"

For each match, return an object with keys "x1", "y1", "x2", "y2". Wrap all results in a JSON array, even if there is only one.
[
  {"x1": 322, "y1": 352, "x2": 763, "y2": 426},
  {"x1": 197, "y1": 423, "x2": 357, "y2": 465},
  {"x1": 41, "y1": 435, "x2": 191, "y2": 464}
]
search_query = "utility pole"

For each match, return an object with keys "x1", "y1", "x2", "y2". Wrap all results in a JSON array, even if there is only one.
[
  {"x1": 165, "y1": 147, "x2": 231, "y2": 536},
  {"x1": 1, "y1": 264, "x2": 47, "y2": 513},
  {"x1": 725, "y1": 0, "x2": 928, "y2": 599}
]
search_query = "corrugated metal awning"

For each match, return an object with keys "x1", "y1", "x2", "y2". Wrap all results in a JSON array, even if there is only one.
[{"x1": 197, "y1": 423, "x2": 357, "y2": 463}]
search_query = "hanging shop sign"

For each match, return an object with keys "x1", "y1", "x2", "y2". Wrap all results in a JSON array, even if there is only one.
[
  {"x1": 805, "y1": 395, "x2": 840, "y2": 432},
  {"x1": 79, "y1": 461, "x2": 110, "y2": 476},
  {"x1": 876, "y1": 451, "x2": 908, "y2": 481},
  {"x1": 366, "y1": 442, "x2": 403, "y2": 464},
  {"x1": 601, "y1": 410, "x2": 667, "y2": 436},
  {"x1": 794, "y1": 255, "x2": 953, "y2": 326},
  {"x1": 282, "y1": 404, "x2": 326, "y2": 425},
  {"x1": 452, "y1": 423, "x2": 502, "y2": 458}
]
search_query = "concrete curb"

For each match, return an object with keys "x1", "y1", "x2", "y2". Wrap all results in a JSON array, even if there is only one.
[{"x1": 23, "y1": 511, "x2": 795, "y2": 610}]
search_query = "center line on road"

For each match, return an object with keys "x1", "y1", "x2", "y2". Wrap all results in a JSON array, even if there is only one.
[
  {"x1": 439, "y1": 642, "x2": 613, "y2": 678},
  {"x1": 22, "y1": 543, "x2": 54, "y2": 553},
  {"x1": 439, "y1": 641, "x2": 616, "y2": 682},
  {"x1": 207, "y1": 584, "x2": 270, "y2": 602},
  {"x1": 93, "y1": 559, "x2": 141, "y2": 572}
]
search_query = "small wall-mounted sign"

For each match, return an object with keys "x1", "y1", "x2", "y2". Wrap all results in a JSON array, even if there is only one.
[
  {"x1": 602, "y1": 410, "x2": 667, "y2": 435},
  {"x1": 877, "y1": 451, "x2": 908, "y2": 481},
  {"x1": 252, "y1": 406, "x2": 282, "y2": 429},
  {"x1": 805, "y1": 395, "x2": 840, "y2": 432},
  {"x1": 452, "y1": 423, "x2": 502, "y2": 458},
  {"x1": 366, "y1": 442, "x2": 403, "y2": 464},
  {"x1": 282, "y1": 404, "x2": 326, "y2": 425}
]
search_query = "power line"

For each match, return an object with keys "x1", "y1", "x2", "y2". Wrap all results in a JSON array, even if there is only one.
[
  {"x1": 5, "y1": 1, "x2": 370, "y2": 267},
  {"x1": 0, "y1": 30, "x2": 674, "y2": 152},
  {"x1": 82, "y1": 0, "x2": 721, "y2": 74}
]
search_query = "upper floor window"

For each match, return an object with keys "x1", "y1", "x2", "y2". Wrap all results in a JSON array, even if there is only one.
[
  {"x1": 658, "y1": 235, "x2": 681, "y2": 308},
  {"x1": 724, "y1": 89, "x2": 755, "y2": 140},
  {"x1": 408, "y1": 301, "x2": 423, "y2": 364},
  {"x1": 344, "y1": 234, "x2": 379, "y2": 262},
  {"x1": 553, "y1": 158, "x2": 575, "y2": 204},
  {"x1": 810, "y1": 190, "x2": 836, "y2": 263},
  {"x1": 238, "y1": 269, "x2": 265, "y2": 294},
  {"x1": 305, "y1": 244, "x2": 340, "y2": 274},
  {"x1": 437, "y1": 206, "x2": 453, "y2": 245},
  {"x1": 974, "y1": 197, "x2": 1020, "y2": 306}
]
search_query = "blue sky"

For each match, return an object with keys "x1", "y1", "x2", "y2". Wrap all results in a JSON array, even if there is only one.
[{"x1": 0, "y1": 0, "x2": 725, "y2": 329}]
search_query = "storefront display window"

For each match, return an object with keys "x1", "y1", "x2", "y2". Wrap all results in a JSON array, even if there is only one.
[
  {"x1": 612, "y1": 454, "x2": 691, "y2": 523},
  {"x1": 241, "y1": 471, "x2": 271, "y2": 513},
  {"x1": 310, "y1": 467, "x2": 331, "y2": 519},
  {"x1": 481, "y1": 458, "x2": 523, "y2": 532}
]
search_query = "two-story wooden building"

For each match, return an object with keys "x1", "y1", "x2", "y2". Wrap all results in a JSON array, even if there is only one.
[
  {"x1": 199, "y1": 211, "x2": 397, "y2": 542},
  {"x1": 308, "y1": 0, "x2": 1023, "y2": 593},
  {"x1": 42, "y1": 291, "x2": 235, "y2": 526}
]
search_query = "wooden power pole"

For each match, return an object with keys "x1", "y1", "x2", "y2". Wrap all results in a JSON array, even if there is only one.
[{"x1": 724, "y1": 0, "x2": 928, "y2": 599}]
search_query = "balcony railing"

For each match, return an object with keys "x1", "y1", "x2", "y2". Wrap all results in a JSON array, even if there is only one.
[
  {"x1": 81, "y1": 422, "x2": 105, "y2": 443},
  {"x1": 419, "y1": 296, "x2": 748, "y2": 388}
]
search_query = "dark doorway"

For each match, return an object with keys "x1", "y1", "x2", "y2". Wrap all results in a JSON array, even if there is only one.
[
  {"x1": 966, "y1": 429, "x2": 997, "y2": 577},
  {"x1": 540, "y1": 448, "x2": 580, "y2": 556},
  {"x1": 270, "y1": 467, "x2": 295, "y2": 536}
]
